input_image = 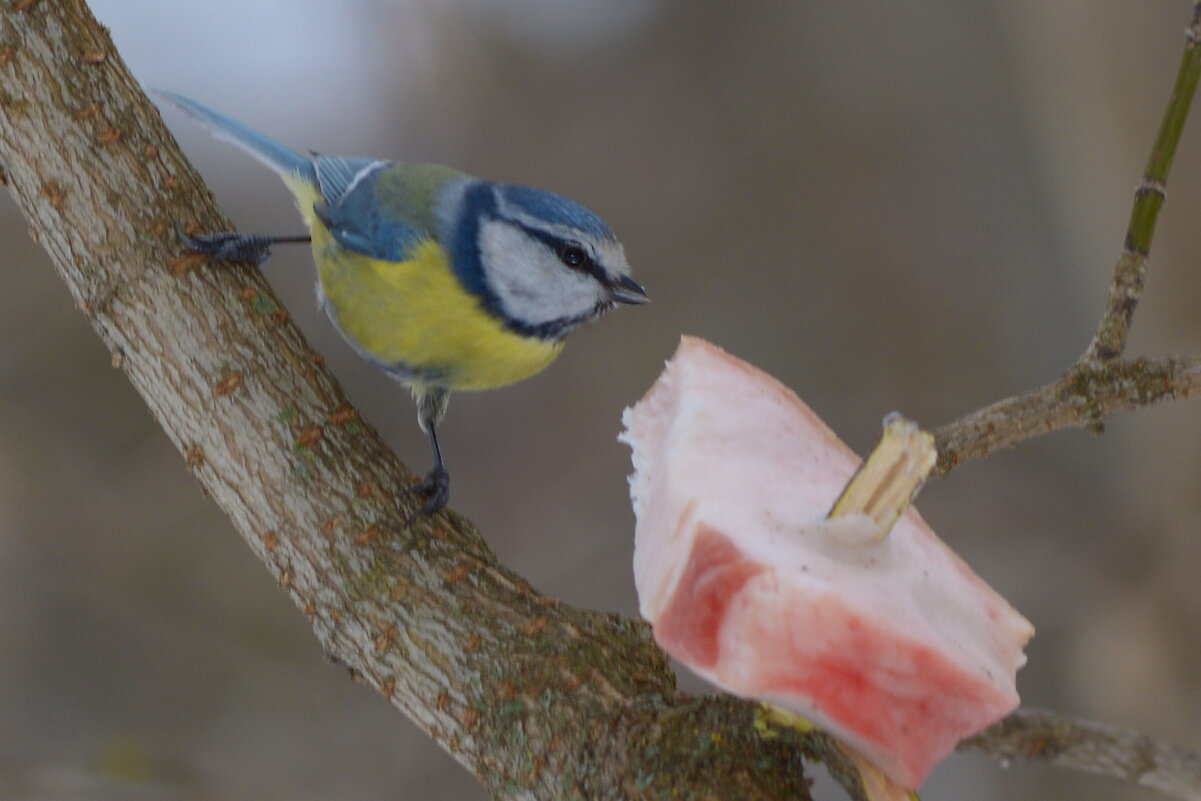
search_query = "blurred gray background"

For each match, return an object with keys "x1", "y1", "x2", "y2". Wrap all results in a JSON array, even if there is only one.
[{"x1": 2, "y1": 1, "x2": 1200, "y2": 799}]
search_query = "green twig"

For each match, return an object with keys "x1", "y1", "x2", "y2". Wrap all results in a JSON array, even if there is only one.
[
  {"x1": 937, "y1": 5, "x2": 1201, "y2": 474},
  {"x1": 1085, "y1": 2, "x2": 1201, "y2": 362}
]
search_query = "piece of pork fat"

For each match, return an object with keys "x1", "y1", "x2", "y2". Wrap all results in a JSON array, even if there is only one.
[{"x1": 620, "y1": 336, "x2": 1034, "y2": 788}]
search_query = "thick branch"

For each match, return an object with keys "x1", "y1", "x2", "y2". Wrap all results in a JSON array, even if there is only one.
[
  {"x1": 0, "y1": 3, "x2": 816, "y2": 799},
  {"x1": 962, "y1": 709, "x2": 1201, "y2": 801},
  {"x1": 5, "y1": 4, "x2": 1200, "y2": 801}
]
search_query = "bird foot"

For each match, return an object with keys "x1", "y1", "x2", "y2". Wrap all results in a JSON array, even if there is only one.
[
  {"x1": 176, "y1": 224, "x2": 277, "y2": 265},
  {"x1": 407, "y1": 466, "x2": 450, "y2": 523}
]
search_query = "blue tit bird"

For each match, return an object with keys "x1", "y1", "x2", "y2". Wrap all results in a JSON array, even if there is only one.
[{"x1": 152, "y1": 90, "x2": 648, "y2": 519}]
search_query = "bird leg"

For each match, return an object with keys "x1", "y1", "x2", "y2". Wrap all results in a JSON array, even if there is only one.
[
  {"x1": 409, "y1": 426, "x2": 450, "y2": 521},
  {"x1": 177, "y1": 223, "x2": 310, "y2": 266},
  {"x1": 408, "y1": 386, "x2": 451, "y2": 522}
]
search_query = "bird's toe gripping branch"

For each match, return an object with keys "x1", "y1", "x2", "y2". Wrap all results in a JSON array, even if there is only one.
[
  {"x1": 408, "y1": 466, "x2": 451, "y2": 523},
  {"x1": 175, "y1": 223, "x2": 310, "y2": 266}
]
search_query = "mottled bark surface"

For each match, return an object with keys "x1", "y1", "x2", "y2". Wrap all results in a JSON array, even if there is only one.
[
  {"x1": 0, "y1": 2, "x2": 819, "y2": 799},
  {"x1": 8, "y1": 2, "x2": 1201, "y2": 800}
]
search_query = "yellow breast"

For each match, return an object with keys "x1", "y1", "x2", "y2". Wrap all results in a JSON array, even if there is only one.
[{"x1": 287, "y1": 180, "x2": 563, "y2": 391}]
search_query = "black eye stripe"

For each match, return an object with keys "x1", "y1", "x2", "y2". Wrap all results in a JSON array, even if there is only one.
[{"x1": 508, "y1": 221, "x2": 608, "y2": 283}]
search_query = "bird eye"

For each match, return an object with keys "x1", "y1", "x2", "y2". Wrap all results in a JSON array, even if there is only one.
[{"x1": 558, "y1": 243, "x2": 588, "y2": 268}]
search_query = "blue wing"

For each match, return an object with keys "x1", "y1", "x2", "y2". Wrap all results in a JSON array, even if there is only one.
[
  {"x1": 313, "y1": 155, "x2": 379, "y2": 206},
  {"x1": 313, "y1": 158, "x2": 428, "y2": 261},
  {"x1": 154, "y1": 89, "x2": 445, "y2": 264}
]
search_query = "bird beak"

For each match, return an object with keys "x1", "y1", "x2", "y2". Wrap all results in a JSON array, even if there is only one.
[{"x1": 610, "y1": 274, "x2": 650, "y2": 305}]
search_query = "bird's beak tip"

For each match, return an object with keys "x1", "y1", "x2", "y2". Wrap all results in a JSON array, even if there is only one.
[{"x1": 611, "y1": 274, "x2": 650, "y2": 305}]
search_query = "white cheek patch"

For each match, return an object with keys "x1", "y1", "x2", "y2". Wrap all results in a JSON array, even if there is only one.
[{"x1": 478, "y1": 220, "x2": 605, "y2": 325}]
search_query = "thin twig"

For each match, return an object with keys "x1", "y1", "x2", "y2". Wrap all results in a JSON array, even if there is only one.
[
  {"x1": 936, "y1": 4, "x2": 1201, "y2": 474},
  {"x1": 961, "y1": 709, "x2": 1201, "y2": 801},
  {"x1": 1084, "y1": 2, "x2": 1201, "y2": 362},
  {"x1": 934, "y1": 356, "x2": 1201, "y2": 473}
]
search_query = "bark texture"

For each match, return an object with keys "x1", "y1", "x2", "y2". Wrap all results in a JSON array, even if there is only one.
[
  {"x1": 8, "y1": 3, "x2": 1201, "y2": 801},
  {"x1": 0, "y1": 3, "x2": 818, "y2": 799},
  {"x1": 964, "y1": 709, "x2": 1201, "y2": 801}
]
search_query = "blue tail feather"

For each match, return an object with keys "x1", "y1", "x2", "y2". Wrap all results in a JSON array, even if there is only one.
[{"x1": 149, "y1": 88, "x2": 317, "y2": 185}]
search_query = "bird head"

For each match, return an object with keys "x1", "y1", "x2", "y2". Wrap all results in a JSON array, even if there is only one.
[{"x1": 442, "y1": 181, "x2": 648, "y2": 340}]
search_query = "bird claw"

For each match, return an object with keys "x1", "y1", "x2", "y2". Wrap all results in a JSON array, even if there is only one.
[
  {"x1": 407, "y1": 466, "x2": 450, "y2": 523},
  {"x1": 176, "y1": 223, "x2": 274, "y2": 265}
]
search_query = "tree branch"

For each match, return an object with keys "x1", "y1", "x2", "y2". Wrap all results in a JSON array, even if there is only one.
[
  {"x1": 935, "y1": 4, "x2": 1201, "y2": 474},
  {"x1": 0, "y1": 2, "x2": 820, "y2": 799},
  {"x1": 4, "y1": 2, "x2": 1200, "y2": 801},
  {"x1": 962, "y1": 709, "x2": 1201, "y2": 801},
  {"x1": 929, "y1": 10, "x2": 1201, "y2": 799},
  {"x1": 1084, "y1": 1, "x2": 1201, "y2": 363},
  {"x1": 934, "y1": 356, "x2": 1201, "y2": 473}
]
